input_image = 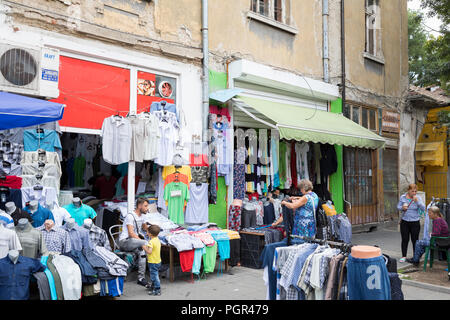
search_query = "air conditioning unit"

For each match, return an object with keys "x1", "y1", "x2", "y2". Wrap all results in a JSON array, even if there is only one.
[{"x1": 0, "y1": 44, "x2": 60, "y2": 99}]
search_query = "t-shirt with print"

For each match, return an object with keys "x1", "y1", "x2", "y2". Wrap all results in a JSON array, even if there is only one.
[
  {"x1": 146, "y1": 237, "x2": 161, "y2": 264},
  {"x1": 164, "y1": 182, "x2": 190, "y2": 225}
]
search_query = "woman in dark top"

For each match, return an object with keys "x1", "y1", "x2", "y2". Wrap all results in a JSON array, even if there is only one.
[{"x1": 407, "y1": 206, "x2": 449, "y2": 266}]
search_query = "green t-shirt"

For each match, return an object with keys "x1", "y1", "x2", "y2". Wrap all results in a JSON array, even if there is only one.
[{"x1": 164, "y1": 182, "x2": 190, "y2": 225}]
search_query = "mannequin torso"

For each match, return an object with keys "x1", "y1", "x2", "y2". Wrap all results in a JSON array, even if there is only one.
[
  {"x1": 8, "y1": 250, "x2": 19, "y2": 264},
  {"x1": 16, "y1": 218, "x2": 29, "y2": 230},
  {"x1": 5, "y1": 202, "x2": 15, "y2": 215},
  {"x1": 28, "y1": 201, "x2": 39, "y2": 214},
  {"x1": 65, "y1": 218, "x2": 76, "y2": 230}
]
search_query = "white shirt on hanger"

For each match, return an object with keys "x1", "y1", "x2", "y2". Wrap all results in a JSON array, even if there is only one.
[
  {"x1": 21, "y1": 175, "x2": 60, "y2": 194},
  {"x1": 101, "y1": 116, "x2": 132, "y2": 165},
  {"x1": 154, "y1": 115, "x2": 179, "y2": 166},
  {"x1": 21, "y1": 186, "x2": 58, "y2": 208},
  {"x1": 21, "y1": 163, "x2": 61, "y2": 178},
  {"x1": 138, "y1": 113, "x2": 160, "y2": 161}
]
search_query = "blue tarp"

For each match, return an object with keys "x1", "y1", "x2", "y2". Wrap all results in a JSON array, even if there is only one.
[
  {"x1": 0, "y1": 91, "x2": 65, "y2": 130},
  {"x1": 209, "y1": 88, "x2": 243, "y2": 103}
]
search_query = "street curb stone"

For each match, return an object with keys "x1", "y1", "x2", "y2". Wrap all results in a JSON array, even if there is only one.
[{"x1": 401, "y1": 278, "x2": 450, "y2": 294}]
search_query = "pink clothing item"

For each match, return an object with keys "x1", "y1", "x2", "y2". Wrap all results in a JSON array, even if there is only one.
[
  {"x1": 190, "y1": 231, "x2": 216, "y2": 247},
  {"x1": 209, "y1": 105, "x2": 231, "y2": 122}
]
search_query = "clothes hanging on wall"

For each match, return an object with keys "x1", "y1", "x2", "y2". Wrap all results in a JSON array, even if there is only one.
[{"x1": 185, "y1": 183, "x2": 208, "y2": 224}]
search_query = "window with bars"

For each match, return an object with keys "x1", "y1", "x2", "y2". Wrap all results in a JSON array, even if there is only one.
[{"x1": 344, "y1": 103, "x2": 378, "y2": 132}]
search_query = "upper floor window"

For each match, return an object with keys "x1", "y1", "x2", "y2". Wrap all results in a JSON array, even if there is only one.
[
  {"x1": 251, "y1": 0, "x2": 285, "y2": 24},
  {"x1": 344, "y1": 103, "x2": 378, "y2": 132},
  {"x1": 365, "y1": 0, "x2": 382, "y2": 58}
]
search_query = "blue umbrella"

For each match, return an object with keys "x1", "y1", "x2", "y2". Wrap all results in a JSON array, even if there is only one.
[{"x1": 0, "y1": 91, "x2": 65, "y2": 130}]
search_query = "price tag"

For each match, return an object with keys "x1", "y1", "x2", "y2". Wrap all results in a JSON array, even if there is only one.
[{"x1": 170, "y1": 190, "x2": 182, "y2": 197}]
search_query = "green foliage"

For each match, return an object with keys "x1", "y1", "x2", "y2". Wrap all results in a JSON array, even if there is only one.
[{"x1": 408, "y1": 1, "x2": 449, "y2": 93}]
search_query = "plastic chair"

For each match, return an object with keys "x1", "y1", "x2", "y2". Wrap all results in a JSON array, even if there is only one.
[
  {"x1": 423, "y1": 236, "x2": 450, "y2": 273},
  {"x1": 108, "y1": 225, "x2": 136, "y2": 269},
  {"x1": 108, "y1": 224, "x2": 123, "y2": 252}
]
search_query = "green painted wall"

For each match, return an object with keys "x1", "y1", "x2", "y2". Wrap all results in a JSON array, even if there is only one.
[
  {"x1": 208, "y1": 69, "x2": 228, "y2": 228},
  {"x1": 209, "y1": 69, "x2": 227, "y2": 94},
  {"x1": 330, "y1": 98, "x2": 344, "y2": 214},
  {"x1": 208, "y1": 177, "x2": 228, "y2": 229}
]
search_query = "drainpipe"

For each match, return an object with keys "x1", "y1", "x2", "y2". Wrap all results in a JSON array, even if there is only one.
[
  {"x1": 341, "y1": 0, "x2": 349, "y2": 212},
  {"x1": 340, "y1": 0, "x2": 346, "y2": 105},
  {"x1": 201, "y1": 0, "x2": 209, "y2": 144},
  {"x1": 322, "y1": 0, "x2": 329, "y2": 83}
]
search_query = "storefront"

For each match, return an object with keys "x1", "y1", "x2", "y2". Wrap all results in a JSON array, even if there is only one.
[{"x1": 220, "y1": 60, "x2": 386, "y2": 231}]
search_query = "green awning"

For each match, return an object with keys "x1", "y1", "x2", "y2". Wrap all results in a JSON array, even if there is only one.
[{"x1": 235, "y1": 96, "x2": 386, "y2": 149}]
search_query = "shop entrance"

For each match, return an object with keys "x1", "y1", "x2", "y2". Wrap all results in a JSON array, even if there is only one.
[
  {"x1": 382, "y1": 148, "x2": 399, "y2": 219},
  {"x1": 343, "y1": 147, "x2": 378, "y2": 225}
]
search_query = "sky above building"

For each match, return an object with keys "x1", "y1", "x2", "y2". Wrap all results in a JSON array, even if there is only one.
[{"x1": 408, "y1": 0, "x2": 445, "y2": 37}]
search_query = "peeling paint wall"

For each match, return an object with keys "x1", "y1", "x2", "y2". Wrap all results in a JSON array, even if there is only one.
[
  {"x1": 208, "y1": 0, "x2": 324, "y2": 78},
  {"x1": 3, "y1": 0, "x2": 203, "y2": 63}
]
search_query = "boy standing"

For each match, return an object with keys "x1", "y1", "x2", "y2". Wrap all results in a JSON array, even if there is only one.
[{"x1": 143, "y1": 224, "x2": 162, "y2": 296}]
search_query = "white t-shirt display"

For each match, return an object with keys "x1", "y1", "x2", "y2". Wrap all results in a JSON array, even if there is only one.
[{"x1": 0, "y1": 225, "x2": 22, "y2": 259}]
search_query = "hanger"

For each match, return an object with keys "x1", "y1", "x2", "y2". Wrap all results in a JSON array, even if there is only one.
[
  {"x1": 0, "y1": 186, "x2": 10, "y2": 192},
  {"x1": 35, "y1": 174, "x2": 43, "y2": 180},
  {"x1": 38, "y1": 149, "x2": 46, "y2": 156},
  {"x1": 36, "y1": 127, "x2": 44, "y2": 133},
  {"x1": 2, "y1": 160, "x2": 11, "y2": 168},
  {"x1": 0, "y1": 175, "x2": 6, "y2": 180},
  {"x1": 33, "y1": 183, "x2": 43, "y2": 190},
  {"x1": 38, "y1": 161, "x2": 45, "y2": 168},
  {"x1": 113, "y1": 111, "x2": 122, "y2": 119}
]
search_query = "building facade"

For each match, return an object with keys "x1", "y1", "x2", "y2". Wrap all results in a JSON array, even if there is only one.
[{"x1": 0, "y1": 0, "x2": 409, "y2": 227}]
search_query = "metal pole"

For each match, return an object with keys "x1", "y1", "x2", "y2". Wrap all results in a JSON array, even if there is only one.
[
  {"x1": 201, "y1": 0, "x2": 209, "y2": 145},
  {"x1": 322, "y1": 0, "x2": 329, "y2": 83}
]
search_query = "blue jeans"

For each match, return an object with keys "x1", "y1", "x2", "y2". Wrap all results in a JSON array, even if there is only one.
[
  {"x1": 347, "y1": 255, "x2": 391, "y2": 300},
  {"x1": 412, "y1": 239, "x2": 430, "y2": 263},
  {"x1": 148, "y1": 263, "x2": 161, "y2": 289}
]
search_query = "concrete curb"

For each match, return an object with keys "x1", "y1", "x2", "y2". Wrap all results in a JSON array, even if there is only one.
[{"x1": 401, "y1": 278, "x2": 450, "y2": 294}]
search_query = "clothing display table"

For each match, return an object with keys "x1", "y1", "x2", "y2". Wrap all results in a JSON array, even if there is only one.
[{"x1": 161, "y1": 243, "x2": 229, "y2": 282}]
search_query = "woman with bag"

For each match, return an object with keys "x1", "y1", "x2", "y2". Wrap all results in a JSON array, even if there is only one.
[
  {"x1": 397, "y1": 184, "x2": 426, "y2": 263},
  {"x1": 274, "y1": 179, "x2": 319, "y2": 237}
]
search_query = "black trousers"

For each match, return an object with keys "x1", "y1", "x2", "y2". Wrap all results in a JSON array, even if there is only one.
[{"x1": 400, "y1": 220, "x2": 420, "y2": 257}]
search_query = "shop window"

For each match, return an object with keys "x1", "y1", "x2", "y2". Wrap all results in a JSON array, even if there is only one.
[{"x1": 344, "y1": 103, "x2": 378, "y2": 132}]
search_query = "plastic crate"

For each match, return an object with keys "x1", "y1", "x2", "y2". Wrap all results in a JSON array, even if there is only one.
[{"x1": 239, "y1": 233, "x2": 266, "y2": 269}]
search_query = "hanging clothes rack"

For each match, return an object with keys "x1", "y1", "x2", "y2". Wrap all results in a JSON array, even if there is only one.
[{"x1": 290, "y1": 235, "x2": 353, "y2": 253}]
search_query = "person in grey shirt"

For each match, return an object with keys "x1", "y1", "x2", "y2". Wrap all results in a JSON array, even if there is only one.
[
  {"x1": 397, "y1": 183, "x2": 426, "y2": 263},
  {"x1": 118, "y1": 198, "x2": 150, "y2": 287}
]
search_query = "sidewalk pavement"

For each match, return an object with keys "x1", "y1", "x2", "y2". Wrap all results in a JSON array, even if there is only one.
[
  {"x1": 116, "y1": 221, "x2": 450, "y2": 300},
  {"x1": 352, "y1": 220, "x2": 450, "y2": 297}
]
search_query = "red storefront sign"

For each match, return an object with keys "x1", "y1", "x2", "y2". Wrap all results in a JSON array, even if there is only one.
[{"x1": 51, "y1": 56, "x2": 176, "y2": 130}]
